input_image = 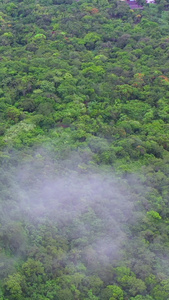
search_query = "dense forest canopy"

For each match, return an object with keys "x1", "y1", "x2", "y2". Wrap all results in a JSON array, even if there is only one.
[{"x1": 1, "y1": 0, "x2": 169, "y2": 299}]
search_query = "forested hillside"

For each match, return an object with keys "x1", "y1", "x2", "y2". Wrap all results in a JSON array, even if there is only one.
[{"x1": 1, "y1": 0, "x2": 169, "y2": 299}]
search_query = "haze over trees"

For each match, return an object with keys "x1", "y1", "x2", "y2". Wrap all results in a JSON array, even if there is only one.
[{"x1": 1, "y1": 0, "x2": 169, "y2": 299}]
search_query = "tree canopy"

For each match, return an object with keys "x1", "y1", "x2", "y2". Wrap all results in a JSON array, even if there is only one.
[{"x1": 1, "y1": 0, "x2": 169, "y2": 299}]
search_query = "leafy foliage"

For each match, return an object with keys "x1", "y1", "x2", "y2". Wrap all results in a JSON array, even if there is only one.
[{"x1": 1, "y1": 0, "x2": 169, "y2": 299}]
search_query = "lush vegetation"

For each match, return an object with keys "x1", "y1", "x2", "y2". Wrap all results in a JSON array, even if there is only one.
[{"x1": 1, "y1": 0, "x2": 169, "y2": 299}]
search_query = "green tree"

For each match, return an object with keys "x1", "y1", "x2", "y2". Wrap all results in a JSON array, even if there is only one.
[{"x1": 4, "y1": 273, "x2": 24, "y2": 300}]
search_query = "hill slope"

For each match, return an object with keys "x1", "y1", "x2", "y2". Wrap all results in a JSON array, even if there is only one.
[{"x1": 1, "y1": 0, "x2": 169, "y2": 299}]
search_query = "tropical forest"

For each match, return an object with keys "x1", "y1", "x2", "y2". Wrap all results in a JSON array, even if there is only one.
[{"x1": 1, "y1": 0, "x2": 169, "y2": 299}]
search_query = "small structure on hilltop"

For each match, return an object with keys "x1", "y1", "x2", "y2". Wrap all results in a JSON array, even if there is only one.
[
  {"x1": 127, "y1": 0, "x2": 144, "y2": 9},
  {"x1": 120, "y1": 0, "x2": 155, "y2": 8}
]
